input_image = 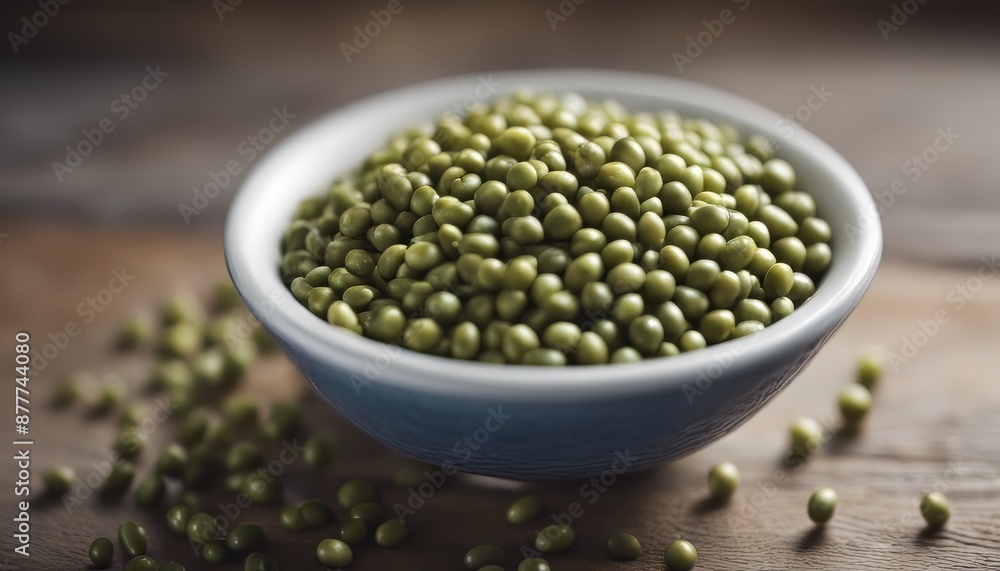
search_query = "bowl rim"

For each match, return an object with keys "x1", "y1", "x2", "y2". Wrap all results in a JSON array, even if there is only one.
[{"x1": 225, "y1": 69, "x2": 882, "y2": 399}]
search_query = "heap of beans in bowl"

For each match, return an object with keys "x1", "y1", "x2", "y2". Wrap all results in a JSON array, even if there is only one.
[{"x1": 280, "y1": 91, "x2": 832, "y2": 365}]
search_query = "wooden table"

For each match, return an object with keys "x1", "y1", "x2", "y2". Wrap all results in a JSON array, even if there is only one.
[
  {"x1": 1, "y1": 218, "x2": 998, "y2": 570},
  {"x1": 3, "y1": 2, "x2": 1000, "y2": 568}
]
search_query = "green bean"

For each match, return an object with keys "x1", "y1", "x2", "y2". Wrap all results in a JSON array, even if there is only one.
[
  {"x1": 226, "y1": 523, "x2": 265, "y2": 553},
  {"x1": 103, "y1": 461, "x2": 136, "y2": 494},
  {"x1": 920, "y1": 492, "x2": 950, "y2": 528},
  {"x1": 575, "y1": 332, "x2": 609, "y2": 364},
  {"x1": 344, "y1": 502, "x2": 382, "y2": 530},
  {"x1": 134, "y1": 473, "x2": 165, "y2": 507},
  {"x1": 857, "y1": 351, "x2": 884, "y2": 390},
  {"x1": 301, "y1": 499, "x2": 334, "y2": 528},
  {"x1": 790, "y1": 416, "x2": 823, "y2": 458},
  {"x1": 202, "y1": 540, "x2": 229, "y2": 565},
  {"x1": 304, "y1": 433, "x2": 334, "y2": 470},
  {"x1": 518, "y1": 558, "x2": 552, "y2": 571},
  {"x1": 679, "y1": 330, "x2": 707, "y2": 352},
  {"x1": 506, "y1": 494, "x2": 543, "y2": 524},
  {"x1": 317, "y1": 538, "x2": 353, "y2": 567},
  {"x1": 53, "y1": 375, "x2": 82, "y2": 407},
  {"x1": 43, "y1": 466, "x2": 74, "y2": 495},
  {"x1": 118, "y1": 310, "x2": 153, "y2": 349},
  {"x1": 162, "y1": 293, "x2": 205, "y2": 326},
  {"x1": 242, "y1": 472, "x2": 283, "y2": 504},
  {"x1": 464, "y1": 545, "x2": 505, "y2": 569},
  {"x1": 596, "y1": 161, "x2": 636, "y2": 191},
  {"x1": 335, "y1": 517, "x2": 366, "y2": 547},
  {"x1": 607, "y1": 532, "x2": 642, "y2": 561},
  {"x1": 117, "y1": 520, "x2": 147, "y2": 559},
  {"x1": 154, "y1": 443, "x2": 187, "y2": 478},
  {"x1": 700, "y1": 309, "x2": 736, "y2": 344},
  {"x1": 664, "y1": 539, "x2": 698, "y2": 570},
  {"x1": 337, "y1": 479, "x2": 374, "y2": 510},
  {"x1": 807, "y1": 487, "x2": 838, "y2": 524},
  {"x1": 125, "y1": 556, "x2": 157, "y2": 571},
  {"x1": 838, "y1": 384, "x2": 872, "y2": 425},
  {"x1": 226, "y1": 441, "x2": 262, "y2": 473},
  {"x1": 535, "y1": 524, "x2": 575, "y2": 552},
  {"x1": 761, "y1": 158, "x2": 796, "y2": 194},
  {"x1": 89, "y1": 537, "x2": 114, "y2": 568},
  {"x1": 279, "y1": 92, "x2": 830, "y2": 364},
  {"x1": 166, "y1": 504, "x2": 194, "y2": 536},
  {"x1": 708, "y1": 462, "x2": 740, "y2": 499},
  {"x1": 280, "y1": 504, "x2": 307, "y2": 532},
  {"x1": 696, "y1": 232, "x2": 727, "y2": 261},
  {"x1": 804, "y1": 242, "x2": 832, "y2": 276},
  {"x1": 94, "y1": 377, "x2": 125, "y2": 416},
  {"x1": 187, "y1": 512, "x2": 218, "y2": 544},
  {"x1": 374, "y1": 519, "x2": 408, "y2": 547},
  {"x1": 244, "y1": 553, "x2": 279, "y2": 571}
]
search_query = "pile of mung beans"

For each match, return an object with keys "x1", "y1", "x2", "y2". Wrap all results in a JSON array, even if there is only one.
[
  {"x1": 43, "y1": 283, "x2": 954, "y2": 570},
  {"x1": 280, "y1": 91, "x2": 833, "y2": 364}
]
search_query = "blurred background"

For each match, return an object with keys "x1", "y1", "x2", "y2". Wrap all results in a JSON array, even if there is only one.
[
  {"x1": 2, "y1": 1, "x2": 999, "y2": 569},
  {"x1": 2, "y1": 0, "x2": 999, "y2": 261}
]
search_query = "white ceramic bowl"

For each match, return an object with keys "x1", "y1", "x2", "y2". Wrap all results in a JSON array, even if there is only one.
[{"x1": 225, "y1": 70, "x2": 881, "y2": 480}]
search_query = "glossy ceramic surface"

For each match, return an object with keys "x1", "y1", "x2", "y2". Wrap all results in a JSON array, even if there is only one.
[{"x1": 225, "y1": 70, "x2": 882, "y2": 479}]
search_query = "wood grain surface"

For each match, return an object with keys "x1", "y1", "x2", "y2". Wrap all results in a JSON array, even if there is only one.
[
  {"x1": 3, "y1": 3, "x2": 1000, "y2": 568},
  {"x1": 0, "y1": 218, "x2": 997, "y2": 570}
]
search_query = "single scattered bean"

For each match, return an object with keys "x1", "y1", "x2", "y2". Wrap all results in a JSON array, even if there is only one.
[
  {"x1": 374, "y1": 519, "x2": 408, "y2": 547},
  {"x1": 117, "y1": 520, "x2": 147, "y2": 559},
  {"x1": 708, "y1": 462, "x2": 740, "y2": 499},
  {"x1": 125, "y1": 556, "x2": 157, "y2": 571},
  {"x1": 664, "y1": 539, "x2": 698, "y2": 571},
  {"x1": 920, "y1": 491, "x2": 950, "y2": 528},
  {"x1": 464, "y1": 544, "x2": 505, "y2": 569},
  {"x1": 807, "y1": 487, "x2": 838, "y2": 524},
  {"x1": 535, "y1": 524, "x2": 574, "y2": 553},
  {"x1": 226, "y1": 523, "x2": 265, "y2": 553},
  {"x1": 88, "y1": 537, "x2": 114, "y2": 568},
  {"x1": 606, "y1": 532, "x2": 642, "y2": 561}
]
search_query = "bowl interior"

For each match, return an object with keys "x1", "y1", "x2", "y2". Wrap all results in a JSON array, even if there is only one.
[{"x1": 225, "y1": 70, "x2": 881, "y2": 400}]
